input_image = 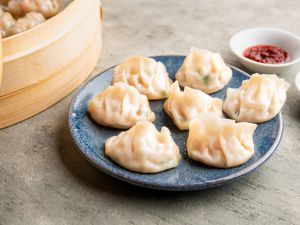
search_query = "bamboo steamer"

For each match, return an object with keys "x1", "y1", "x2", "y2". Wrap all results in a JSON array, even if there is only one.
[
  {"x1": 0, "y1": 0, "x2": 102, "y2": 128},
  {"x1": 0, "y1": 36, "x2": 2, "y2": 87}
]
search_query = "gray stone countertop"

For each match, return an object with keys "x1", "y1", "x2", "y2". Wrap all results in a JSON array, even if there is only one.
[{"x1": 1, "y1": 0, "x2": 299, "y2": 224}]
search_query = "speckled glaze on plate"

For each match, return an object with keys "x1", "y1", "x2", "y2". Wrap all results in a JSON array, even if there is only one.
[{"x1": 69, "y1": 55, "x2": 283, "y2": 191}]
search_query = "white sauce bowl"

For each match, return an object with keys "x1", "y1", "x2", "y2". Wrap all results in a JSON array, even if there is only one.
[{"x1": 230, "y1": 27, "x2": 300, "y2": 74}]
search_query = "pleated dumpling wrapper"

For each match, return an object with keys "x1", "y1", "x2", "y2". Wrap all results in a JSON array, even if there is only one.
[
  {"x1": 113, "y1": 56, "x2": 173, "y2": 100},
  {"x1": 223, "y1": 74, "x2": 290, "y2": 123},
  {"x1": 175, "y1": 47, "x2": 232, "y2": 94},
  {"x1": 88, "y1": 82, "x2": 155, "y2": 129},
  {"x1": 163, "y1": 81, "x2": 223, "y2": 130},
  {"x1": 187, "y1": 114, "x2": 257, "y2": 168},
  {"x1": 105, "y1": 121, "x2": 182, "y2": 173}
]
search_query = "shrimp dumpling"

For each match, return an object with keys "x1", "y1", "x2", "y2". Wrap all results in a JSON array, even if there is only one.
[
  {"x1": 163, "y1": 81, "x2": 223, "y2": 130},
  {"x1": 113, "y1": 56, "x2": 173, "y2": 100},
  {"x1": 223, "y1": 74, "x2": 290, "y2": 123},
  {"x1": 8, "y1": 0, "x2": 60, "y2": 18},
  {"x1": 175, "y1": 47, "x2": 232, "y2": 94},
  {"x1": 105, "y1": 121, "x2": 182, "y2": 173},
  {"x1": 0, "y1": 9, "x2": 16, "y2": 38},
  {"x1": 7, "y1": 12, "x2": 45, "y2": 36},
  {"x1": 88, "y1": 82, "x2": 155, "y2": 129},
  {"x1": 187, "y1": 114, "x2": 257, "y2": 168}
]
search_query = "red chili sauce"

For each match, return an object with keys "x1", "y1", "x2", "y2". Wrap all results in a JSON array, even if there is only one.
[{"x1": 243, "y1": 45, "x2": 291, "y2": 64}]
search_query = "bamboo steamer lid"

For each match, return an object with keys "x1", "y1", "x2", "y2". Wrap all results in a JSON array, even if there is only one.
[{"x1": 0, "y1": 0, "x2": 102, "y2": 128}]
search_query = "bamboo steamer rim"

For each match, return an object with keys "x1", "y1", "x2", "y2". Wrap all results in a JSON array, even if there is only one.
[
  {"x1": 0, "y1": 35, "x2": 2, "y2": 87},
  {"x1": 0, "y1": 27, "x2": 101, "y2": 128}
]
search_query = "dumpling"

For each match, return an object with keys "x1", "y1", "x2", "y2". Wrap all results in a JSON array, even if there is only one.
[
  {"x1": 105, "y1": 121, "x2": 182, "y2": 173},
  {"x1": 113, "y1": 56, "x2": 173, "y2": 100},
  {"x1": 88, "y1": 82, "x2": 155, "y2": 129},
  {"x1": 0, "y1": 9, "x2": 16, "y2": 38},
  {"x1": 0, "y1": 8, "x2": 46, "y2": 38},
  {"x1": 175, "y1": 47, "x2": 232, "y2": 94},
  {"x1": 187, "y1": 114, "x2": 257, "y2": 168},
  {"x1": 7, "y1": 12, "x2": 45, "y2": 36},
  {"x1": 8, "y1": 0, "x2": 60, "y2": 18},
  {"x1": 163, "y1": 81, "x2": 223, "y2": 130},
  {"x1": 223, "y1": 73, "x2": 290, "y2": 123}
]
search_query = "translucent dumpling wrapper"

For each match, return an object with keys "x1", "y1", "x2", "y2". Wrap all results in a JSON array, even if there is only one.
[
  {"x1": 7, "y1": 12, "x2": 45, "y2": 36},
  {"x1": 0, "y1": 9, "x2": 16, "y2": 38},
  {"x1": 0, "y1": 7, "x2": 45, "y2": 38},
  {"x1": 187, "y1": 114, "x2": 257, "y2": 168},
  {"x1": 223, "y1": 74, "x2": 290, "y2": 123},
  {"x1": 88, "y1": 82, "x2": 155, "y2": 129},
  {"x1": 163, "y1": 81, "x2": 223, "y2": 130},
  {"x1": 105, "y1": 121, "x2": 182, "y2": 173},
  {"x1": 175, "y1": 47, "x2": 232, "y2": 94},
  {"x1": 8, "y1": 0, "x2": 60, "y2": 18},
  {"x1": 113, "y1": 56, "x2": 173, "y2": 100}
]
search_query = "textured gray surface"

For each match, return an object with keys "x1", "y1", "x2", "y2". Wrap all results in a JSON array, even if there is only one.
[{"x1": 0, "y1": 0, "x2": 299, "y2": 224}]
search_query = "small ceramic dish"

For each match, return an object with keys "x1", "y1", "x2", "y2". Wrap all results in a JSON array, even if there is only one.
[
  {"x1": 230, "y1": 27, "x2": 300, "y2": 74},
  {"x1": 69, "y1": 56, "x2": 283, "y2": 191}
]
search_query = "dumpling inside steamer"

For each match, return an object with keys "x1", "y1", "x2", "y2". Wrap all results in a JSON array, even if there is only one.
[
  {"x1": 187, "y1": 113, "x2": 257, "y2": 168},
  {"x1": 163, "y1": 81, "x2": 223, "y2": 130},
  {"x1": 105, "y1": 121, "x2": 182, "y2": 173},
  {"x1": 6, "y1": 11, "x2": 45, "y2": 36},
  {"x1": 88, "y1": 82, "x2": 155, "y2": 129},
  {"x1": 113, "y1": 55, "x2": 173, "y2": 100},
  {"x1": 7, "y1": 0, "x2": 60, "y2": 18},
  {"x1": 0, "y1": 8, "x2": 46, "y2": 38},
  {"x1": 223, "y1": 73, "x2": 290, "y2": 123},
  {"x1": 0, "y1": 0, "x2": 73, "y2": 38},
  {"x1": 175, "y1": 47, "x2": 232, "y2": 94},
  {"x1": 0, "y1": 8, "x2": 16, "y2": 37}
]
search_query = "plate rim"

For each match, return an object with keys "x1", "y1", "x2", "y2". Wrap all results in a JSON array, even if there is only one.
[{"x1": 68, "y1": 55, "x2": 283, "y2": 191}]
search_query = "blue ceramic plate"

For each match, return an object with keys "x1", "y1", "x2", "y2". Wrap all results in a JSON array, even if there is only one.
[{"x1": 69, "y1": 56, "x2": 283, "y2": 191}]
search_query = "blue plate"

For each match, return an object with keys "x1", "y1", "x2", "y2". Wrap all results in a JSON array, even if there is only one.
[{"x1": 69, "y1": 55, "x2": 283, "y2": 191}]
